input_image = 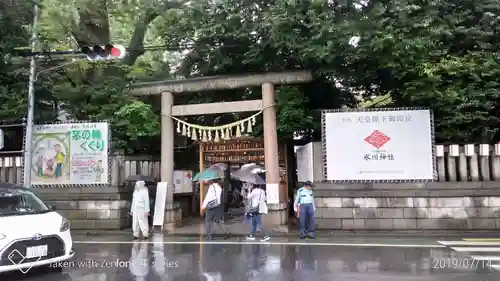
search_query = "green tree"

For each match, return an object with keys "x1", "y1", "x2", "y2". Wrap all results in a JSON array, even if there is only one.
[
  {"x1": 363, "y1": 0, "x2": 500, "y2": 143},
  {"x1": 156, "y1": 0, "x2": 348, "y2": 140},
  {"x1": 262, "y1": 0, "x2": 500, "y2": 143},
  {"x1": 5, "y1": 0, "x2": 499, "y2": 151},
  {"x1": 0, "y1": 2, "x2": 31, "y2": 123},
  {"x1": 31, "y1": 0, "x2": 179, "y2": 151}
]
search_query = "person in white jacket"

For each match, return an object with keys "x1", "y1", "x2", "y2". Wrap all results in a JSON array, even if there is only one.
[
  {"x1": 245, "y1": 185, "x2": 270, "y2": 241},
  {"x1": 201, "y1": 179, "x2": 230, "y2": 240},
  {"x1": 130, "y1": 180, "x2": 150, "y2": 239}
]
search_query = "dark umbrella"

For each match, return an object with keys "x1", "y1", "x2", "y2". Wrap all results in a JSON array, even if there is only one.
[
  {"x1": 0, "y1": 182, "x2": 26, "y2": 195},
  {"x1": 125, "y1": 174, "x2": 156, "y2": 182},
  {"x1": 0, "y1": 182, "x2": 23, "y2": 189}
]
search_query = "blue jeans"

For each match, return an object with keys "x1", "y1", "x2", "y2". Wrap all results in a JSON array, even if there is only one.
[
  {"x1": 299, "y1": 203, "x2": 315, "y2": 237},
  {"x1": 250, "y1": 214, "x2": 266, "y2": 236}
]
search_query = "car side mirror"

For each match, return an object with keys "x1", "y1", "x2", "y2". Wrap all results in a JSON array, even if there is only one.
[{"x1": 50, "y1": 205, "x2": 57, "y2": 211}]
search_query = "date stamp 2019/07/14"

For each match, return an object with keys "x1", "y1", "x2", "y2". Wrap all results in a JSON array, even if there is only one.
[{"x1": 432, "y1": 258, "x2": 492, "y2": 269}]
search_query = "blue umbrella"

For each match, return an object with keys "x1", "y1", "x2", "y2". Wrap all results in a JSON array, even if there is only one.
[{"x1": 193, "y1": 168, "x2": 224, "y2": 182}]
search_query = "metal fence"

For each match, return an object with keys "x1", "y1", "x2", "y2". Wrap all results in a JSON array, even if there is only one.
[
  {"x1": 0, "y1": 155, "x2": 161, "y2": 186},
  {"x1": 435, "y1": 144, "x2": 500, "y2": 181},
  {"x1": 1, "y1": 143, "x2": 500, "y2": 185}
]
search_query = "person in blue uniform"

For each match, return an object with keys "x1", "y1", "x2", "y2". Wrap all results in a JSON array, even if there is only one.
[{"x1": 294, "y1": 181, "x2": 315, "y2": 239}]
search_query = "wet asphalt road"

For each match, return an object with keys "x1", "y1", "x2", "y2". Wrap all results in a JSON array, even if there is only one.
[{"x1": 4, "y1": 235, "x2": 500, "y2": 281}]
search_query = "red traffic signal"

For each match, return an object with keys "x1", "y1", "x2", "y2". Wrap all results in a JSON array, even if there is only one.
[{"x1": 81, "y1": 44, "x2": 126, "y2": 61}]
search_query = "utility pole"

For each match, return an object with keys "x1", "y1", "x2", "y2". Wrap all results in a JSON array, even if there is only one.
[{"x1": 23, "y1": 4, "x2": 39, "y2": 187}]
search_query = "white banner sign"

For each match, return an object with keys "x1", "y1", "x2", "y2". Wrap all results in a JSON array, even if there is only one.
[
  {"x1": 153, "y1": 182, "x2": 168, "y2": 228},
  {"x1": 295, "y1": 143, "x2": 313, "y2": 182},
  {"x1": 266, "y1": 183, "x2": 279, "y2": 204},
  {"x1": 324, "y1": 109, "x2": 434, "y2": 181},
  {"x1": 31, "y1": 122, "x2": 109, "y2": 185}
]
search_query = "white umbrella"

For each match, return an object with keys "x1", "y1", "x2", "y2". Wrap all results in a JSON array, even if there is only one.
[
  {"x1": 232, "y1": 164, "x2": 266, "y2": 184},
  {"x1": 240, "y1": 163, "x2": 265, "y2": 173},
  {"x1": 210, "y1": 163, "x2": 228, "y2": 170}
]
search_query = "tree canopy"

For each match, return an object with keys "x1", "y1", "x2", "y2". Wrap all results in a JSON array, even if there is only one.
[{"x1": 1, "y1": 0, "x2": 499, "y2": 153}]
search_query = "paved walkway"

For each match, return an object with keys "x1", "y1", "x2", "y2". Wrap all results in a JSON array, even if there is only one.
[
  {"x1": 12, "y1": 234, "x2": 500, "y2": 281},
  {"x1": 12, "y1": 233, "x2": 496, "y2": 281},
  {"x1": 72, "y1": 232, "x2": 446, "y2": 246},
  {"x1": 76, "y1": 214, "x2": 500, "y2": 238},
  {"x1": 437, "y1": 237, "x2": 500, "y2": 272}
]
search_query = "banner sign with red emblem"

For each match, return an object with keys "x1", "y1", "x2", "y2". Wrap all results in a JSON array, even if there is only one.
[{"x1": 321, "y1": 108, "x2": 435, "y2": 182}]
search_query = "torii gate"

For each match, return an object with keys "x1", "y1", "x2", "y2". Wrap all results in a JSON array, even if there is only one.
[{"x1": 131, "y1": 70, "x2": 312, "y2": 230}]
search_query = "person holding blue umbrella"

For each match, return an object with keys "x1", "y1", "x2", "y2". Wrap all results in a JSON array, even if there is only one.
[
  {"x1": 201, "y1": 179, "x2": 231, "y2": 240},
  {"x1": 193, "y1": 167, "x2": 224, "y2": 182}
]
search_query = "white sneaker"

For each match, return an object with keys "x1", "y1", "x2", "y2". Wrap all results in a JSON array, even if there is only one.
[
  {"x1": 261, "y1": 236, "x2": 270, "y2": 242},
  {"x1": 246, "y1": 235, "x2": 255, "y2": 240}
]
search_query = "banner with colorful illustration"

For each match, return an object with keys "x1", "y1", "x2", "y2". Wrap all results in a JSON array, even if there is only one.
[{"x1": 31, "y1": 122, "x2": 109, "y2": 185}]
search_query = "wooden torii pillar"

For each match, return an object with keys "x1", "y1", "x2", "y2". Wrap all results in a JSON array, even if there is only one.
[{"x1": 131, "y1": 71, "x2": 312, "y2": 230}]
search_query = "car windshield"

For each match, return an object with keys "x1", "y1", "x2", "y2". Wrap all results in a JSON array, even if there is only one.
[{"x1": 0, "y1": 189, "x2": 50, "y2": 216}]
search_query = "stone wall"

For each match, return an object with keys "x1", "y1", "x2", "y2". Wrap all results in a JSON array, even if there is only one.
[
  {"x1": 163, "y1": 202, "x2": 183, "y2": 231},
  {"x1": 174, "y1": 194, "x2": 197, "y2": 218},
  {"x1": 314, "y1": 182, "x2": 500, "y2": 230},
  {"x1": 33, "y1": 187, "x2": 132, "y2": 230},
  {"x1": 263, "y1": 202, "x2": 289, "y2": 232},
  {"x1": 33, "y1": 187, "x2": 196, "y2": 231}
]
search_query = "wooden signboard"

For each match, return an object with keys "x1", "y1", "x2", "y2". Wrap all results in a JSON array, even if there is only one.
[
  {"x1": 198, "y1": 138, "x2": 289, "y2": 213},
  {"x1": 202, "y1": 139, "x2": 265, "y2": 164}
]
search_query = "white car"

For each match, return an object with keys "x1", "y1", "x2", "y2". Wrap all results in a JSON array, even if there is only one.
[{"x1": 0, "y1": 183, "x2": 74, "y2": 273}]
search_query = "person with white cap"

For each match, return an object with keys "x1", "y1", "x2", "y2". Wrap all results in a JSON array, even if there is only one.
[{"x1": 130, "y1": 180, "x2": 150, "y2": 239}]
